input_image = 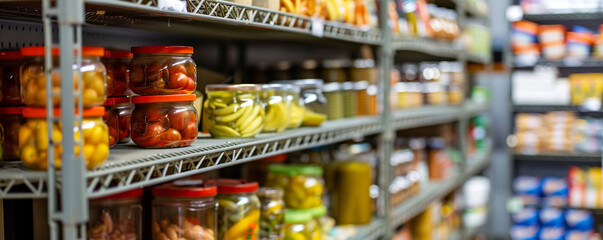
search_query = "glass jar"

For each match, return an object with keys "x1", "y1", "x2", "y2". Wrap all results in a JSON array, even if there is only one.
[
  {"x1": 205, "y1": 84, "x2": 264, "y2": 138},
  {"x1": 0, "y1": 107, "x2": 24, "y2": 161},
  {"x1": 367, "y1": 84, "x2": 378, "y2": 116},
  {"x1": 273, "y1": 79, "x2": 327, "y2": 127},
  {"x1": 284, "y1": 209, "x2": 312, "y2": 240},
  {"x1": 103, "y1": 50, "x2": 132, "y2": 97},
  {"x1": 307, "y1": 206, "x2": 326, "y2": 240},
  {"x1": 87, "y1": 189, "x2": 143, "y2": 240},
  {"x1": 266, "y1": 165, "x2": 324, "y2": 209},
  {"x1": 20, "y1": 107, "x2": 109, "y2": 170},
  {"x1": 20, "y1": 46, "x2": 106, "y2": 107},
  {"x1": 295, "y1": 60, "x2": 318, "y2": 79},
  {"x1": 131, "y1": 94, "x2": 197, "y2": 148},
  {"x1": 323, "y1": 83, "x2": 343, "y2": 120},
  {"x1": 333, "y1": 162, "x2": 372, "y2": 225},
  {"x1": 258, "y1": 188, "x2": 285, "y2": 240},
  {"x1": 355, "y1": 81, "x2": 369, "y2": 116},
  {"x1": 208, "y1": 179, "x2": 261, "y2": 240},
  {"x1": 285, "y1": 87, "x2": 305, "y2": 129},
  {"x1": 129, "y1": 46, "x2": 196, "y2": 95},
  {"x1": 424, "y1": 82, "x2": 445, "y2": 105},
  {"x1": 115, "y1": 99, "x2": 134, "y2": 143},
  {"x1": 152, "y1": 183, "x2": 217, "y2": 240},
  {"x1": 447, "y1": 84, "x2": 463, "y2": 105},
  {"x1": 1, "y1": 51, "x2": 23, "y2": 105},
  {"x1": 350, "y1": 59, "x2": 377, "y2": 84},
  {"x1": 322, "y1": 60, "x2": 348, "y2": 83},
  {"x1": 260, "y1": 84, "x2": 292, "y2": 133},
  {"x1": 341, "y1": 82, "x2": 357, "y2": 118},
  {"x1": 104, "y1": 97, "x2": 129, "y2": 147}
]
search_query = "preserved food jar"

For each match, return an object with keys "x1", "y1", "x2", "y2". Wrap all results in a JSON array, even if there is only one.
[
  {"x1": 204, "y1": 84, "x2": 264, "y2": 138},
  {"x1": 104, "y1": 97, "x2": 129, "y2": 147},
  {"x1": 266, "y1": 165, "x2": 324, "y2": 209},
  {"x1": 355, "y1": 81, "x2": 369, "y2": 116},
  {"x1": 350, "y1": 59, "x2": 377, "y2": 83},
  {"x1": 1, "y1": 51, "x2": 23, "y2": 105},
  {"x1": 152, "y1": 183, "x2": 217, "y2": 240},
  {"x1": 273, "y1": 79, "x2": 327, "y2": 127},
  {"x1": 103, "y1": 50, "x2": 132, "y2": 97},
  {"x1": 285, "y1": 86, "x2": 305, "y2": 129},
  {"x1": 307, "y1": 206, "x2": 327, "y2": 239},
  {"x1": 20, "y1": 46, "x2": 106, "y2": 107},
  {"x1": 333, "y1": 161, "x2": 372, "y2": 225},
  {"x1": 323, "y1": 82, "x2": 343, "y2": 120},
  {"x1": 131, "y1": 94, "x2": 197, "y2": 148},
  {"x1": 19, "y1": 107, "x2": 109, "y2": 170},
  {"x1": 88, "y1": 189, "x2": 143, "y2": 240},
  {"x1": 257, "y1": 188, "x2": 285, "y2": 240},
  {"x1": 0, "y1": 107, "x2": 24, "y2": 161},
  {"x1": 208, "y1": 179, "x2": 261, "y2": 240},
  {"x1": 322, "y1": 59, "x2": 348, "y2": 83},
  {"x1": 260, "y1": 84, "x2": 292, "y2": 133},
  {"x1": 341, "y1": 82, "x2": 357, "y2": 118},
  {"x1": 115, "y1": 98, "x2": 134, "y2": 143},
  {"x1": 129, "y1": 46, "x2": 196, "y2": 95},
  {"x1": 283, "y1": 209, "x2": 311, "y2": 240},
  {"x1": 424, "y1": 82, "x2": 445, "y2": 105}
]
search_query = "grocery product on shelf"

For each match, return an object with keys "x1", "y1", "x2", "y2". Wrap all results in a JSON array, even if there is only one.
[
  {"x1": 115, "y1": 97, "x2": 134, "y2": 143},
  {"x1": 513, "y1": 112, "x2": 577, "y2": 153},
  {"x1": 152, "y1": 183, "x2": 217, "y2": 240},
  {"x1": 350, "y1": 59, "x2": 377, "y2": 84},
  {"x1": 103, "y1": 97, "x2": 129, "y2": 147},
  {"x1": 102, "y1": 50, "x2": 132, "y2": 97},
  {"x1": 427, "y1": 138, "x2": 452, "y2": 180},
  {"x1": 332, "y1": 161, "x2": 372, "y2": 225},
  {"x1": 19, "y1": 107, "x2": 109, "y2": 170},
  {"x1": 20, "y1": 46, "x2": 107, "y2": 107},
  {"x1": 129, "y1": 46, "x2": 196, "y2": 95},
  {"x1": 87, "y1": 189, "x2": 143, "y2": 240},
  {"x1": 283, "y1": 209, "x2": 312, "y2": 240},
  {"x1": 569, "y1": 73, "x2": 603, "y2": 106},
  {"x1": 204, "y1": 84, "x2": 264, "y2": 138},
  {"x1": 208, "y1": 179, "x2": 261, "y2": 240},
  {"x1": 322, "y1": 59, "x2": 349, "y2": 83},
  {"x1": 131, "y1": 94, "x2": 197, "y2": 148},
  {"x1": 0, "y1": 51, "x2": 23, "y2": 106},
  {"x1": 539, "y1": 25, "x2": 566, "y2": 60},
  {"x1": 0, "y1": 107, "x2": 24, "y2": 161},
  {"x1": 257, "y1": 187, "x2": 285, "y2": 240},
  {"x1": 266, "y1": 164, "x2": 324, "y2": 209},
  {"x1": 323, "y1": 82, "x2": 344, "y2": 120},
  {"x1": 462, "y1": 176, "x2": 491, "y2": 228},
  {"x1": 260, "y1": 84, "x2": 292, "y2": 133},
  {"x1": 286, "y1": 86, "x2": 305, "y2": 129},
  {"x1": 274, "y1": 79, "x2": 327, "y2": 127},
  {"x1": 568, "y1": 166, "x2": 603, "y2": 209}
]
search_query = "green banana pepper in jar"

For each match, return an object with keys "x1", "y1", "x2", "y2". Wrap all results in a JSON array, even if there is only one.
[
  {"x1": 306, "y1": 206, "x2": 327, "y2": 240},
  {"x1": 205, "y1": 84, "x2": 265, "y2": 138},
  {"x1": 208, "y1": 179, "x2": 261, "y2": 240},
  {"x1": 258, "y1": 188, "x2": 285, "y2": 240},
  {"x1": 260, "y1": 84, "x2": 293, "y2": 133},
  {"x1": 284, "y1": 209, "x2": 312, "y2": 240},
  {"x1": 266, "y1": 165, "x2": 324, "y2": 209}
]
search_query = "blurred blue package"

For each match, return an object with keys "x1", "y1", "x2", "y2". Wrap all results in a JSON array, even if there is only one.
[
  {"x1": 541, "y1": 177, "x2": 568, "y2": 197},
  {"x1": 510, "y1": 225, "x2": 539, "y2": 240},
  {"x1": 514, "y1": 176, "x2": 541, "y2": 195},
  {"x1": 513, "y1": 208, "x2": 539, "y2": 226},
  {"x1": 540, "y1": 208, "x2": 564, "y2": 227},
  {"x1": 539, "y1": 226, "x2": 565, "y2": 240},
  {"x1": 565, "y1": 210, "x2": 594, "y2": 231}
]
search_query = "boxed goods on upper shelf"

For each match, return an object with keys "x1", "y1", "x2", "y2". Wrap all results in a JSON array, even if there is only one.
[
  {"x1": 519, "y1": 0, "x2": 602, "y2": 14},
  {"x1": 391, "y1": 0, "x2": 460, "y2": 41}
]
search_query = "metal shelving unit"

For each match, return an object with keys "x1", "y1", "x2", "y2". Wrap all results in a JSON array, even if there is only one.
[
  {"x1": 392, "y1": 36, "x2": 460, "y2": 59},
  {"x1": 523, "y1": 10, "x2": 603, "y2": 21},
  {"x1": 513, "y1": 58, "x2": 603, "y2": 68},
  {"x1": 514, "y1": 152, "x2": 602, "y2": 163},
  {"x1": 513, "y1": 105, "x2": 597, "y2": 112}
]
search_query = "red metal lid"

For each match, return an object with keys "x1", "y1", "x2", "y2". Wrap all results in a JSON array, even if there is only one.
[
  {"x1": 22, "y1": 107, "x2": 105, "y2": 118},
  {"x1": 21, "y1": 46, "x2": 105, "y2": 57},
  {"x1": 132, "y1": 94, "x2": 195, "y2": 104},
  {"x1": 131, "y1": 46, "x2": 193, "y2": 54},
  {"x1": 206, "y1": 179, "x2": 259, "y2": 194},
  {"x1": 0, "y1": 51, "x2": 22, "y2": 59},
  {"x1": 104, "y1": 50, "x2": 133, "y2": 58},
  {"x1": 0, "y1": 107, "x2": 25, "y2": 115},
  {"x1": 260, "y1": 154, "x2": 287, "y2": 163},
  {"x1": 152, "y1": 183, "x2": 217, "y2": 198},
  {"x1": 93, "y1": 188, "x2": 143, "y2": 200},
  {"x1": 104, "y1": 97, "x2": 130, "y2": 106}
]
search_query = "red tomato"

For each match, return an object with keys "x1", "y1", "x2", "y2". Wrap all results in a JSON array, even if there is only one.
[
  {"x1": 168, "y1": 72, "x2": 188, "y2": 90},
  {"x1": 167, "y1": 108, "x2": 192, "y2": 130},
  {"x1": 109, "y1": 135, "x2": 117, "y2": 147},
  {"x1": 145, "y1": 108, "x2": 167, "y2": 123},
  {"x1": 115, "y1": 81, "x2": 127, "y2": 93},
  {"x1": 168, "y1": 64, "x2": 187, "y2": 75},
  {"x1": 130, "y1": 65, "x2": 144, "y2": 83},
  {"x1": 137, "y1": 131, "x2": 165, "y2": 147},
  {"x1": 145, "y1": 121, "x2": 166, "y2": 137},
  {"x1": 164, "y1": 128, "x2": 182, "y2": 143},
  {"x1": 185, "y1": 77, "x2": 196, "y2": 92},
  {"x1": 181, "y1": 122, "x2": 198, "y2": 140}
]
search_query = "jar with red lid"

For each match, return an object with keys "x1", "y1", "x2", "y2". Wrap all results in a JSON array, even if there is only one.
[
  {"x1": 115, "y1": 99, "x2": 134, "y2": 143},
  {"x1": 87, "y1": 189, "x2": 143, "y2": 240},
  {"x1": 19, "y1": 107, "x2": 109, "y2": 170},
  {"x1": 20, "y1": 46, "x2": 107, "y2": 107},
  {"x1": 129, "y1": 46, "x2": 196, "y2": 95},
  {"x1": 1, "y1": 51, "x2": 23, "y2": 106},
  {"x1": 0, "y1": 107, "x2": 24, "y2": 160},
  {"x1": 104, "y1": 97, "x2": 130, "y2": 147},
  {"x1": 131, "y1": 94, "x2": 197, "y2": 148},
  {"x1": 152, "y1": 183, "x2": 217, "y2": 240},
  {"x1": 103, "y1": 50, "x2": 132, "y2": 97},
  {"x1": 207, "y1": 179, "x2": 260, "y2": 240}
]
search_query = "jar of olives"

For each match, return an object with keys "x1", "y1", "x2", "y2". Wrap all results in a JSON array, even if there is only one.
[
  {"x1": 204, "y1": 84, "x2": 264, "y2": 138},
  {"x1": 274, "y1": 79, "x2": 327, "y2": 127},
  {"x1": 152, "y1": 183, "x2": 217, "y2": 240},
  {"x1": 0, "y1": 51, "x2": 23, "y2": 106},
  {"x1": 260, "y1": 84, "x2": 292, "y2": 133},
  {"x1": 129, "y1": 46, "x2": 196, "y2": 95},
  {"x1": 258, "y1": 188, "x2": 285, "y2": 240},
  {"x1": 104, "y1": 97, "x2": 129, "y2": 148},
  {"x1": 207, "y1": 179, "x2": 261, "y2": 240},
  {"x1": 88, "y1": 189, "x2": 143, "y2": 240},
  {"x1": 266, "y1": 165, "x2": 324, "y2": 209},
  {"x1": 103, "y1": 50, "x2": 132, "y2": 97},
  {"x1": 0, "y1": 107, "x2": 24, "y2": 161}
]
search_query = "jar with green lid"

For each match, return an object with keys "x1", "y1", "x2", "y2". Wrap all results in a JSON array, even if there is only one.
[
  {"x1": 261, "y1": 84, "x2": 292, "y2": 133},
  {"x1": 205, "y1": 84, "x2": 265, "y2": 138},
  {"x1": 284, "y1": 209, "x2": 312, "y2": 240},
  {"x1": 322, "y1": 83, "x2": 343, "y2": 120},
  {"x1": 258, "y1": 188, "x2": 285, "y2": 240},
  {"x1": 341, "y1": 82, "x2": 358, "y2": 118},
  {"x1": 306, "y1": 206, "x2": 327, "y2": 240},
  {"x1": 273, "y1": 79, "x2": 327, "y2": 127},
  {"x1": 266, "y1": 165, "x2": 324, "y2": 209}
]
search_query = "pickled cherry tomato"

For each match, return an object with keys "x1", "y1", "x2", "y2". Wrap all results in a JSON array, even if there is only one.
[{"x1": 129, "y1": 46, "x2": 196, "y2": 95}]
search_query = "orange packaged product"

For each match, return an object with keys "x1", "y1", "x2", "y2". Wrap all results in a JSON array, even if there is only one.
[
  {"x1": 129, "y1": 46, "x2": 196, "y2": 95},
  {"x1": 20, "y1": 46, "x2": 106, "y2": 108},
  {"x1": 131, "y1": 94, "x2": 197, "y2": 148},
  {"x1": 0, "y1": 51, "x2": 23, "y2": 106},
  {"x1": 539, "y1": 25, "x2": 566, "y2": 43},
  {"x1": 103, "y1": 50, "x2": 132, "y2": 97}
]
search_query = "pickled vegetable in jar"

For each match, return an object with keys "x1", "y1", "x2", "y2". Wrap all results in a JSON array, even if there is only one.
[
  {"x1": 266, "y1": 165, "x2": 324, "y2": 209},
  {"x1": 103, "y1": 50, "x2": 132, "y2": 97},
  {"x1": 284, "y1": 86, "x2": 305, "y2": 129},
  {"x1": 355, "y1": 81, "x2": 369, "y2": 116},
  {"x1": 130, "y1": 46, "x2": 196, "y2": 95},
  {"x1": 341, "y1": 82, "x2": 357, "y2": 118},
  {"x1": 104, "y1": 97, "x2": 129, "y2": 147},
  {"x1": 306, "y1": 206, "x2": 327, "y2": 240},
  {"x1": 207, "y1": 179, "x2": 260, "y2": 240},
  {"x1": 88, "y1": 189, "x2": 143, "y2": 240},
  {"x1": 257, "y1": 188, "x2": 285, "y2": 240},
  {"x1": 20, "y1": 46, "x2": 107, "y2": 107},
  {"x1": 273, "y1": 79, "x2": 327, "y2": 127},
  {"x1": 283, "y1": 209, "x2": 312, "y2": 240},
  {"x1": 152, "y1": 183, "x2": 217, "y2": 240},
  {"x1": 19, "y1": 107, "x2": 109, "y2": 170},
  {"x1": 115, "y1": 98, "x2": 133, "y2": 143},
  {"x1": 260, "y1": 84, "x2": 292, "y2": 133},
  {"x1": 0, "y1": 107, "x2": 24, "y2": 160},
  {"x1": 0, "y1": 51, "x2": 23, "y2": 105},
  {"x1": 332, "y1": 162, "x2": 372, "y2": 225},
  {"x1": 205, "y1": 84, "x2": 265, "y2": 138},
  {"x1": 323, "y1": 83, "x2": 343, "y2": 120},
  {"x1": 131, "y1": 94, "x2": 197, "y2": 148}
]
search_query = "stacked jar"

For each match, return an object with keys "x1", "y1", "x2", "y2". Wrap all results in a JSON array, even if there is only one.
[
  {"x1": 19, "y1": 46, "x2": 110, "y2": 170},
  {"x1": 129, "y1": 46, "x2": 198, "y2": 148},
  {"x1": 88, "y1": 189, "x2": 143, "y2": 240},
  {"x1": 204, "y1": 84, "x2": 264, "y2": 138},
  {"x1": 0, "y1": 51, "x2": 24, "y2": 163},
  {"x1": 102, "y1": 50, "x2": 135, "y2": 146}
]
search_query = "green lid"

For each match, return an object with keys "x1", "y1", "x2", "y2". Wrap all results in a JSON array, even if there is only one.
[
  {"x1": 307, "y1": 205, "x2": 327, "y2": 218},
  {"x1": 285, "y1": 209, "x2": 312, "y2": 224},
  {"x1": 268, "y1": 164, "x2": 323, "y2": 176},
  {"x1": 267, "y1": 164, "x2": 290, "y2": 174}
]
